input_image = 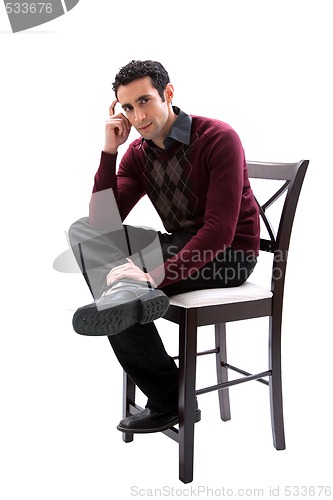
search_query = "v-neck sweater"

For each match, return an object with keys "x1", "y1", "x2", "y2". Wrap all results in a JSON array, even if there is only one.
[{"x1": 89, "y1": 113, "x2": 260, "y2": 288}]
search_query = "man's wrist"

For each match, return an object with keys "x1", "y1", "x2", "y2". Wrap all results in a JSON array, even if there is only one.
[{"x1": 103, "y1": 147, "x2": 118, "y2": 155}]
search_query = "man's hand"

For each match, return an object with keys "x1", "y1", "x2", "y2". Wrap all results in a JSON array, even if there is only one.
[
  {"x1": 103, "y1": 99, "x2": 132, "y2": 154},
  {"x1": 106, "y1": 259, "x2": 157, "y2": 287}
]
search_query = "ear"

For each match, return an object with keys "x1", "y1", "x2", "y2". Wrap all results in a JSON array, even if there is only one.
[{"x1": 164, "y1": 83, "x2": 174, "y2": 102}]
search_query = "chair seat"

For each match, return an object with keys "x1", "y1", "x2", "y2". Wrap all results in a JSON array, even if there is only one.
[{"x1": 169, "y1": 282, "x2": 272, "y2": 308}]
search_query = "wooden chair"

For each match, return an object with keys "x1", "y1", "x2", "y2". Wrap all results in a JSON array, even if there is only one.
[{"x1": 121, "y1": 159, "x2": 309, "y2": 483}]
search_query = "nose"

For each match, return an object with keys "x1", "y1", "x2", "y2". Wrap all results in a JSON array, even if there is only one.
[{"x1": 134, "y1": 107, "x2": 146, "y2": 124}]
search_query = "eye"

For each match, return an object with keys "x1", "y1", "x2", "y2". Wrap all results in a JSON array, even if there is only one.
[{"x1": 123, "y1": 106, "x2": 133, "y2": 113}]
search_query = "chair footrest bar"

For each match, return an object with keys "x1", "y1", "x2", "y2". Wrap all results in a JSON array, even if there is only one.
[
  {"x1": 161, "y1": 426, "x2": 179, "y2": 442},
  {"x1": 222, "y1": 363, "x2": 270, "y2": 386},
  {"x1": 128, "y1": 403, "x2": 143, "y2": 414},
  {"x1": 196, "y1": 370, "x2": 271, "y2": 396},
  {"x1": 172, "y1": 348, "x2": 219, "y2": 361}
]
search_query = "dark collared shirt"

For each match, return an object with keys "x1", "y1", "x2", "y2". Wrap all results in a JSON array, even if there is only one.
[{"x1": 143, "y1": 106, "x2": 192, "y2": 150}]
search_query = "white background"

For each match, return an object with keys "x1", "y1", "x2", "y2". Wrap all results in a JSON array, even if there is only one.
[{"x1": 0, "y1": 1, "x2": 332, "y2": 498}]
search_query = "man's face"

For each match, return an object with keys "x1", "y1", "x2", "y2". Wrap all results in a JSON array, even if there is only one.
[{"x1": 117, "y1": 76, "x2": 175, "y2": 147}]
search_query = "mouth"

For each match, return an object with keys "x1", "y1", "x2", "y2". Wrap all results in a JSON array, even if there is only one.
[{"x1": 139, "y1": 123, "x2": 152, "y2": 132}]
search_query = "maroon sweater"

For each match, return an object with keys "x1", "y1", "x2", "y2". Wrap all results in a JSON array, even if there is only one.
[{"x1": 90, "y1": 115, "x2": 260, "y2": 288}]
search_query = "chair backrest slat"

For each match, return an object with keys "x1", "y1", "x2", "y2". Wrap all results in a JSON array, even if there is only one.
[
  {"x1": 247, "y1": 159, "x2": 308, "y2": 298},
  {"x1": 247, "y1": 160, "x2": 308, "y2": 255},
  {"x1": 247, "y1": 162, "x2": 299, "y2": 181}
]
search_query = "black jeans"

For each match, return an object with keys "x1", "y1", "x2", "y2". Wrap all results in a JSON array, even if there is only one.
[{"x1": 69, "y1": 217, "x2": 257, "y2": 412}]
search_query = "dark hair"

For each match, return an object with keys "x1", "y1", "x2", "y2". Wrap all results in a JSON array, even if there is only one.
[{"x1": 112, "y1": 60, "x2": 170, "y2": 101}]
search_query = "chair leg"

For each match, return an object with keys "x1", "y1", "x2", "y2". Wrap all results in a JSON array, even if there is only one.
[
  {"x1": 269, "y1": 316, "x2": 286, "y2": 450},
  {"x1": 122, "y1": 370, "x2": 136, "y2": 443},
  {"x1": 215, "y1": 323, "x2": 231, "y2": 421},
  {"x1": 178, "y1": 308, "x2": 198, "y2": 484}
]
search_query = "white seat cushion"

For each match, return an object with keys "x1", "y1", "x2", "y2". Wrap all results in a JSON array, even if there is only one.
[{"x1": 169, "y1": 282, "x2": 272, "y2": 309}]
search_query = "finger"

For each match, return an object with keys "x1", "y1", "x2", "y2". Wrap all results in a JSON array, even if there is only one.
[
  {"x1": 108, "y1": 263, "x2": 127, "y2": 274},
  {"x1": 105, "y1": 120, "x2": 127, "y2": 137},
  {"x1": 109, "y1": 99, "x2": 119, "y2": 116},
  {"x1": 106, "y1": 269, "x2": 128, "y2": 285},
  {"x1": 106, "y1": 115, "x2": 131, "y2": 134}
]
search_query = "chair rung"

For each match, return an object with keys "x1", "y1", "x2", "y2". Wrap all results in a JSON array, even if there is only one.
[
  {"x1": 196, "y1": 370, "x2": 271, "y2": 396},
  {"x1": 161, "y1": 427, "x2": 179, "y2": 442},
  {"x1": 172, "y1": 348, "x2": 219, "y2": 361},
  {"x1": 128, "y1": 403, "x2": 143, "y2": 414},
  {"x1": 223, "y1": 363, "x2": 270, "y2": 386}
]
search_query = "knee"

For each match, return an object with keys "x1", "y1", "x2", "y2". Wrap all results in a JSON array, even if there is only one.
[
  {"x1": 69, "y1": 216, "x2": 89, "y2": 232},
  {"x1": 68, "y1": 217, "x2": 90, "y2": 245}
]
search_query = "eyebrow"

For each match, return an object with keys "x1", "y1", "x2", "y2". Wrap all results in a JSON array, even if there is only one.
[{"x1": 121, "y1": 94, "x2": 151, "y2": 108}]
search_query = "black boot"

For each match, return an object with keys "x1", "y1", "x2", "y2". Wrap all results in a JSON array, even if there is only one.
[
  {"x1": 72, "y1": 279, "x2": 169, "y2": 336},
  {"x1": 117, "y1": 401, "x2": 201, "y2": 434}
]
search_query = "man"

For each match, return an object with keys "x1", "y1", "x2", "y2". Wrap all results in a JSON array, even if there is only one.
[{"x1": 69, "y1": 60, "x2": 260, "y2": 433}]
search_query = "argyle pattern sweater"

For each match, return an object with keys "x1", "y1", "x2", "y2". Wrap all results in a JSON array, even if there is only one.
[{"x1": 89, "y1": 115, "x2": 260, "y2": 288}]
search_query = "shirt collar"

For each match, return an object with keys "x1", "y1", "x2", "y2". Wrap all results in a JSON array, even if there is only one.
[{"x1": 140, "y1": 106, "x2": 192, "y2": 150}]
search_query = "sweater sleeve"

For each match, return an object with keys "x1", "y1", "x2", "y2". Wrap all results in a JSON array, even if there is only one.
[
  {"x1": 89, "y1": 148, "x2": 145, "y2": 228},
  {"x1": 150, "y1": 128, "x2": 246, "y2": 288}
]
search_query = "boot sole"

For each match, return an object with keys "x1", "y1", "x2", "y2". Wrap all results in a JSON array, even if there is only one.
[
  {"x1": 73, "y1": 290, "x2": 169, "y2": 336},
  {"x1": 117, "y1": 409, "x2": 202, "y2": 434}
]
